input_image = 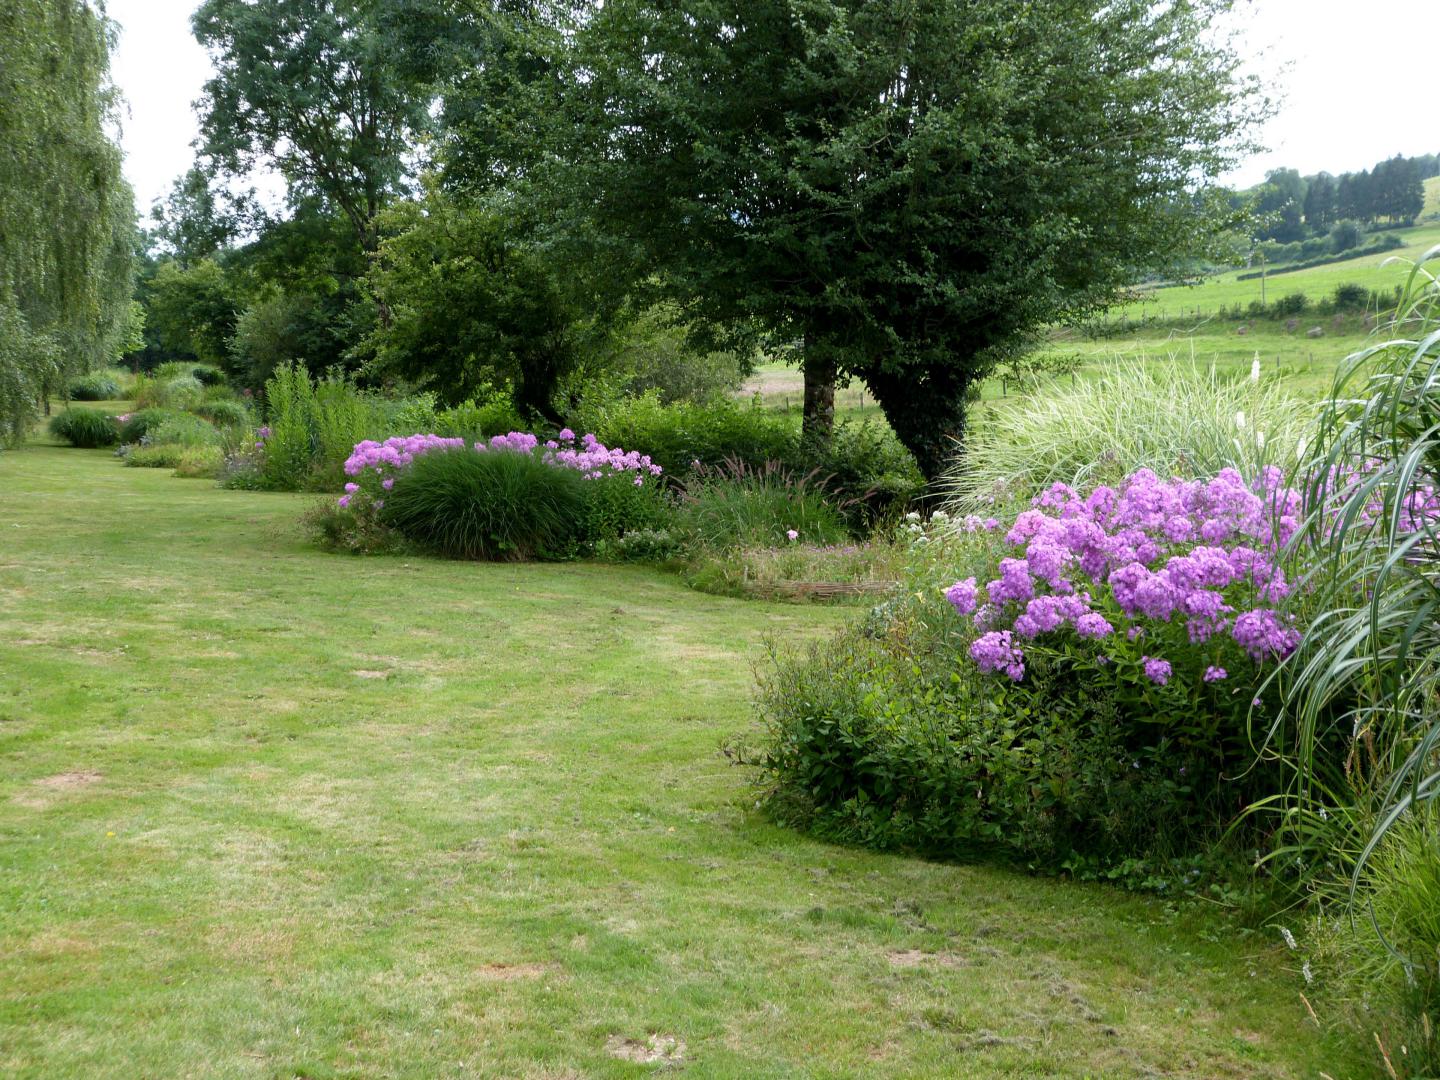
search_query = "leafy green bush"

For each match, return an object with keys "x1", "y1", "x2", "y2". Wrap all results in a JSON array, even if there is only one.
[
  {"x1": 579, "y1": 472, "x2": 674, "y2": 543},
  {"x1": 381, "y1": 448, "x2": 587, "y2": 560},
  {"x1": 48, "y1": 408, "x2": 119, "y2": 448},
  {"x1": 66, "y1": 373, "x2": 121, "y2": 400},
  {"x1": 191, "y1": 398, "x2": 250, "y2": 428},
  {"x1": 758, "y1": 617, "x2": 1204, "y2": 871},
  {"x1": 677, "y1": 460, "x2": 849, "y2": 550},
  {"x1": 261, "y1": 363, "x2": 377, "y2": 491},
  {"x1": 433, "y1": 394, "x2": 526, "y2": 440},
  {"x1": 578, "y1": 392, "x2": 798, "y2": 475},
  {"x1": 189, "y1": 363, "x2": 225, "y2": 386},
  {"x1": 943, "y1": 359, "x2": 1311, "y2": 510},
  {"x1": 118, "y1": 408, "x2": 184, "y2": 444},
  {"x1": 148, "y1": 413, "x2": 221, "y2": 448}
]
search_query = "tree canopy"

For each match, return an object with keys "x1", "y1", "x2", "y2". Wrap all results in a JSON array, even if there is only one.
[{"x1": 533, "y1": 0, "x2": 1262, "y2": 477}]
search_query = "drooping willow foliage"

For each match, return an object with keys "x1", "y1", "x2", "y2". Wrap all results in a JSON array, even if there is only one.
[{"x1": 0, "y1": 0, "x2": 136, "y2": 445}]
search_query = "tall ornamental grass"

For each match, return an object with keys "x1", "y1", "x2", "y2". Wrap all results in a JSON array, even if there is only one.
[
  {"x1": 1268, "y1": 251, "x2": 1440, "y2": 886},
  {"x1": 944, "y1": 358, "x2": 1313, "y2": 510}
]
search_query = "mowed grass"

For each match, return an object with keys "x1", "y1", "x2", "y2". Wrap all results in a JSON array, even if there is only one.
[{"x1": 0, "y1": 443, "x2": 1373, "y2": 1078}]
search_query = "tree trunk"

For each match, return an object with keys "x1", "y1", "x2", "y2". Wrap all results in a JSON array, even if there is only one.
[
  {"x1": 862, "y1": 366, "x2": 971, "y2": 487},
  {"x1": 801, "y1": 344, "x2": 837, "y2": 449}
]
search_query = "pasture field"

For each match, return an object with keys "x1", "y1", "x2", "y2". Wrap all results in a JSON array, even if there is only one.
[{"x1": 0, "y1": 440, "x2": 1371, "y2": 1077}]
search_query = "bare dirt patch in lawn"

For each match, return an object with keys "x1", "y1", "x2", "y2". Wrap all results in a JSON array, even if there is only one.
[
  {"x1": 13, "y1": 769, "x2": 102, "y2": 808},
  {"x1": 605, "y1": 1033, "x2": 686, "y2": 1065}
]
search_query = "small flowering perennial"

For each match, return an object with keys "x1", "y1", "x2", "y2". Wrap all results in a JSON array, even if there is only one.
[{"x1": 952, "y1": 467, "x2": 1315, "y2": 685}]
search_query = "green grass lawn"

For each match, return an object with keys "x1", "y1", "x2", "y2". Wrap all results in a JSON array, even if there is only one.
[{"x1": 0, "y1": 441, "x2": 1374, "y2": 1077}]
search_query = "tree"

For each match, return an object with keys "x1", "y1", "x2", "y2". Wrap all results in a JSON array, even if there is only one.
[
  {"x1": 364, "y1": 188, "x2": 615, "y2": 422},
  {"x1": 1303, "y1": 172, "x2": 1337, "y2": 233},
  {"x1": 146, "y1": 259, "x2": 242, "y2": 373},
  {"x1": 149, "y1": 167, "x2": 241, "y2": 266},
  {"x1": 192, "y1": 0, "x2": 436, "y2": 254},
  {"x1": 0, "y1": 0, "x2": 134, "y2": 442},
  {"x1": 538, "y1": 0, "x2": 1263, "y2": 477}
]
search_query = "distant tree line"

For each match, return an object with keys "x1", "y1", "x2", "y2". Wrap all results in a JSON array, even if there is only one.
[{"x1": 1251, "y1": 153, "x2": 1431, "y2": 245}]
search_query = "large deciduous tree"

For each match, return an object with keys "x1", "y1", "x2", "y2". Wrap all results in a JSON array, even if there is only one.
[
  {"x1": 192, "y1": 0, "x2": 436, "y2": 254},
  {"x1": 0, "y1": 0, "x2": 135, "y2": 443},
  {"x1": 543, "y1": 0, "x2": 1262, "y2": 478}
]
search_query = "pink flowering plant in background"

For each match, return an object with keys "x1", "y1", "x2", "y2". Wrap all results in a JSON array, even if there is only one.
[{"x1": 326, "y1": 430, "x2": 666, "y2": 554}]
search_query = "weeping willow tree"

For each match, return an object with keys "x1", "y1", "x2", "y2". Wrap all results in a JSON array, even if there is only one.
[{"x1": 0, "y1": 0, "x2": 136, "y2": 445}]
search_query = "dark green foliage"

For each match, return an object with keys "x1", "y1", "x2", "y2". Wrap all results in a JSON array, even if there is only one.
[
  {"x1": 67, "y1": 374, "x2": 121, "y2": 401},
  {"x1": 1332, "y1": 283, "x2": 1370, "y2": 312},
  {"x1": 365, "y1": 192, "x2": 611, "y2": 423},
  {"x1": 1273, "y1": 293, "x2": 1309, "y2": 317},
  {"x1": 119, "y1": 408, "x2": 185, "y2": 445},
  {"x1": 678, "y1": 461, "x2": 849, "y2": 550},
  {"x1": 381, "y1": 449, "x2": 587, "y2": 560},
  {"x1": 579, "y1": 395, "x2": 922, "y2": 522},
  {"x1": 49, "y1": 408, "x2": 119, "y2": 448},
  {"x1": 432, "y1": 396, "x2": 527, "y2": 441},
  {"x1": 190, "y1": 364, "x2": 226, "y2": 386}
]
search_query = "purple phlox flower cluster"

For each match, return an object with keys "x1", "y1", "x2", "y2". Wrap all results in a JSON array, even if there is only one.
[
  {"x1": 970, "y1": 631, "x2": 1025, "y2": 681},
  {"x1": 945, "y1": 578, "x2": 978, "y2": 615},
  {"x1": 958, "y1": 467, "x2": 1318, "y2": 682},
  {"x1": 1203, "y1": 665, "x2": 1228, "y2": 682},
  {"x1": 1142, "y1": 656, "x2": 1172, "y2": 685}
]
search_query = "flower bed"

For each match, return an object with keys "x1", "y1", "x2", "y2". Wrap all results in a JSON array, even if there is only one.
[{"x1": 339, "y1": 428, "x2": 661, "y2": 509}]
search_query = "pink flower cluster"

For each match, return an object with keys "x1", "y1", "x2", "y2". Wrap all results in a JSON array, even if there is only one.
[
  {"x1": 954, "y1": 467, "x2": 1309, "y2": 683},
  {"x1": 337, "y1": 429, "x2": 661, "y2": 507}
]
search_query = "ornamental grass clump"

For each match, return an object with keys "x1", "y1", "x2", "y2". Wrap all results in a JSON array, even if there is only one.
[
  {"x1": 380, "y1": 446, "x2": 589, "y2": 560},
  {"x1": 944, "y1": 358, "x2": 1313, "y2": 511},
  {"x1": 48, "y1": 408, "x2": 119, "y2": 448},
  {"x1": 66, "y1": 373, "x2": 121, "y2": 401}
]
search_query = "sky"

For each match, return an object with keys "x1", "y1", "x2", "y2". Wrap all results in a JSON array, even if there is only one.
[{"x1": 106, "y1": 0, "x2": 1440, "y2": 214}]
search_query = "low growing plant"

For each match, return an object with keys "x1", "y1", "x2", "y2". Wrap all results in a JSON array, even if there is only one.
[{"x1": 66, "y1": 373, "x2": 121, "y2": 401}]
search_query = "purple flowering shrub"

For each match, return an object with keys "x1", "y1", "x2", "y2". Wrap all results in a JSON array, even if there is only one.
[{"x1": 949, "y1": 467, "x2": 1305, "y2": 739}]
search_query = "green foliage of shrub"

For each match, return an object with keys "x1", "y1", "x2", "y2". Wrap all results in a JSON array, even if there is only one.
[
  {"x1": 189, "y1": 363, "x2": 225, "y2": 386},
  {"x1": 66, "y1": 373, "x2": 121, "y2": 400},
  {"x1": 432, "y1": 394, "x2": 526, "y2": 440},
  {"x1": 48, "y1": 408, "x2": 119, "y2": 448},
  {"x1": 579, "y1": 392, "x2": 798, "y2": 475},
  {"x1": 579, "y1": 473, "x2": 674, "y2": 543},
  {"x1": 677, "y1": 461, "x2": 849, "y2": 550},
  {"x1": 118, "y1": 408, "x2": 184, "y2": 445},
  {"x1": 382, "y1": 448, "x2": 588, "y2": 560},
  {"x1": 576, "y1": 393, "x2": 921, "y2": 521},
  {"x1": 944, "y1": 360, "x2": 1311, "y2": 510},
  {"x1": 191, "y1": 398, "x2": 250, "y2": 428},
  {"x1": 758, "y1": 583, "x2": 1263, "y2": 883},
  {"x1": 260, "y1": 363, "x2": 375, "y2": 491},
  {"x1": 148, "y1": 413, "x2": 221, "y2": 448}
]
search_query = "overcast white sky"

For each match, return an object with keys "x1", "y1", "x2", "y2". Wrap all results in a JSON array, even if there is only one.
[{"x1": 106, "y1": 0, "x2": 1440, "y2": 214}]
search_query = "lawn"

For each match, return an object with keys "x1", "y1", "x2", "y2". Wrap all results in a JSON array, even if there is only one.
[{"x1": 0, "y1": 441, "x2": 1372, "y2": 1077}]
